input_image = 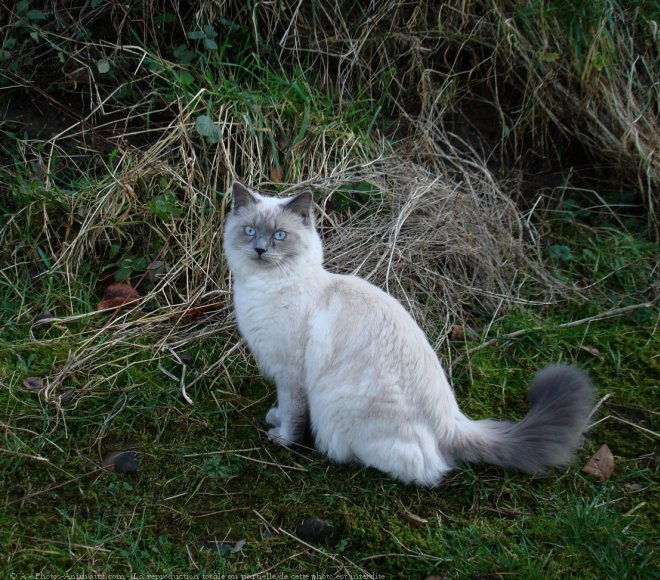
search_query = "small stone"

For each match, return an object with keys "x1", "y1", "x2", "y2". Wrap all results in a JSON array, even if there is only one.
[
  {"x1": 102, "y1": 450, "x2": 139, "y2": 474},
  {"x1": 295, "y1": 517, "x2": 343, "y2": 546}
]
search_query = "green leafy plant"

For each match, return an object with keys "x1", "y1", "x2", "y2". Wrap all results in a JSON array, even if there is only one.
[
  {"x1": 148, "y1": 191, "x2": 184, "y2": 220},
  {"x1": 187, "y1": 25, "x2": 219, "y2": 51}
]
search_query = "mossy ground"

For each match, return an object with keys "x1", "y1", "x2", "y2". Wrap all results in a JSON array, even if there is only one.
[{"x1": 2, "y1": 294, "x2": 657, "y2": 577}]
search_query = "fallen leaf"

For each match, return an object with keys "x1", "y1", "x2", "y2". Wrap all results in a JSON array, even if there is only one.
[
  {"x1": 449, "y1": 324, "x2": 464, "y2": 340},
  {"x1": 448, "y1": 324, "x2": 479, "y2": 341},
  {"x1": 401, "y1": 511, "x2": 428, "y2": 525},
  {"x1": 32, "y1": 311, "x2": 53, "y2": 330},
  {"x1": 202, "y1": 539, "x2": 246, "y2": 557},
  {"x1": 580, "y1": 345, "x2": 604, "y2": 360},
  {"x1": 102, "y1": 450, "x2": 139, "y2": 474},
  {"x1": 23, "y1": 376, "x2": 45, "y2": 393},
  {"x1": 582, "y1": 444, "x2": 615, "y2": 481},
  {"x1": 180, "y1": 300, "x2": 226, "y2": 321},
  {"x1": 97, "y1": 283, "x2": 141, "y2": 311},
  {"x1": 270, "y1": 165, "x2": 284, "y2": 183}
]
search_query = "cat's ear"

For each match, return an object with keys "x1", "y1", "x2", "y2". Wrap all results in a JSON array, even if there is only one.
[
  {"x1": 232, "y1": 181, "x2": 258, "y2": 210},
  {"x1": 284, "y1": 191, "x2": 314, "y2": 225}
]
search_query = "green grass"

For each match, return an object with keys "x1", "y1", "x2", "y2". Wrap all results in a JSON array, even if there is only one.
[
  {"x1": 1, "y1": 1, "x2": 658, "y2": 577},
  {"x1": 1, "y1": 276, "x2": 657, "y2": 576}
]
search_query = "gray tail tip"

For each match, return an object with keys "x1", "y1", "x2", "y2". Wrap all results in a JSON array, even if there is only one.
[{"x1": 528, "y1": 363, "x2": 595, "y2": 420}]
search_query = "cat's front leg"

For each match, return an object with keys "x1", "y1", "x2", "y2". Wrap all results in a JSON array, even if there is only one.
[
  {"x1": 266, "y1": 382, "x2": 307, "y2": 447},
  {"x1": 265, "y1": 406, "x2": 281, "y2": 427}
]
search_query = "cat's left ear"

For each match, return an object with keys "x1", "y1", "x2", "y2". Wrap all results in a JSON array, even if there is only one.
[{"x1": 284, "y1": 192, "x2": 314, "y2": 225}]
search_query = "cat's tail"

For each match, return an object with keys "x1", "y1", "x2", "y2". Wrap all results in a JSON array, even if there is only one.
[{"x1": 453, "y1": 365, "x2": 594, "y2": 474}]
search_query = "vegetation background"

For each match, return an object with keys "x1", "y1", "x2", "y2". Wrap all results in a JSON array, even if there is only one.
[{"x1": 0, "y1": 0, "x2": 657, "y2": 577}]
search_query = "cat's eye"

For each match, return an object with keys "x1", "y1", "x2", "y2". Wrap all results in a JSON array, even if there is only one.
[
  {"x1": 244, "y1": 226, "x2": 256, "y2": 237},
  {"x1": 273, "y1": 230, "x2": 287, "y2": 241}
]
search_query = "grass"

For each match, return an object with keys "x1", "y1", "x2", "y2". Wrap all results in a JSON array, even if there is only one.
[
  {"x1": 1, "y1": 1, "x2": 658, "y2": 577},
  {"x1": 1, "y1": 302, "x2": 657, "y2": 577}
]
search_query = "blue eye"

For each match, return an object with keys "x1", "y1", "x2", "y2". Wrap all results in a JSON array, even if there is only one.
[
  {"x1": 244, "y1": 226, "x2": 256, "y2": 236},
  {"x1": 273, "y1": 230, "x2": 287, "y2": 241}
]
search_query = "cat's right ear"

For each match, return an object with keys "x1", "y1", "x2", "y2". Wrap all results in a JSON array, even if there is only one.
[{"x1": 231, "y1": 181, "x2": 258, "y2": 210}]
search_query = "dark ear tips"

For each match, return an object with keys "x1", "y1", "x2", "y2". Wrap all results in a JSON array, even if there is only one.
[
  {"x1": 284, "y1": 191, "x2": 314, "y2": 224},
  {"x1": 232, "y1": 182, "x2": 257, "y2": 209}
]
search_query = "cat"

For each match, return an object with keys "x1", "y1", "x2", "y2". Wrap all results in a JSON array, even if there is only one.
[{"x1": 223, "y1": 181, "x2": 594, "y2": 487}]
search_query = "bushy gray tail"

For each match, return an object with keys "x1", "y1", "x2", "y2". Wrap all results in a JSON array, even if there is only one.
[{"x1": 456, "y1": 365, "x2": 594, "y2": 474}]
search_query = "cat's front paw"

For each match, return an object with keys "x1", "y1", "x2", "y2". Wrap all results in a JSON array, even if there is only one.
[
  {"x1": 267, "y1": 426, "x2": 296, "y2": 447},
  {"x1": 265, "y1": 407, "x2": 281, "y2": 427}
]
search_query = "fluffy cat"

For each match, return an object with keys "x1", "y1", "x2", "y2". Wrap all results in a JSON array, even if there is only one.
[{"x1": 223, "y1": 182, "x2": 594, "y2": 486}]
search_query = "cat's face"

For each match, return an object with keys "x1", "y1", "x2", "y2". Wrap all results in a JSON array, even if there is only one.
[{"x1": 223, "y1": 182, "x2": 322, "y2": 274}]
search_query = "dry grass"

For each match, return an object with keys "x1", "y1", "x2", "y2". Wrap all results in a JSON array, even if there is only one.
[
  {"x1": 2, "y1": 119, "x2": 554, "y2": 405},
  {"x1": 248, "y1": 0, "x2": 658, "y2": 233},
  {"x1": 0, "y1": 0, "x2": 655, "y2": 411},
  {"x1": 1, "y1": 1, "x2": 577, "y2": 404}
]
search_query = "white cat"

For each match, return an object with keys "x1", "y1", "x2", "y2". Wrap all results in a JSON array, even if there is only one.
[{"x1": 223, "y1": 182, "x2": 594, "y2": 486}]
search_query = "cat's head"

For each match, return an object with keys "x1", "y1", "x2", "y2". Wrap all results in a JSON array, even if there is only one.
[{"x1": 223, "y1": 182, "x2": 323, "y2": 277}]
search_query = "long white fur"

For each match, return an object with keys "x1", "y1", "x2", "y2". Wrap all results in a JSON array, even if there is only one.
[{"x1": 223, "y1": 183, "x2": 592, "y2": 486}]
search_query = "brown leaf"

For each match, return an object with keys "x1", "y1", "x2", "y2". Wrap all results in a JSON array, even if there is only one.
[
  {"x1": 449, "y1": 324, "x2": 464, "y2": 340},
  {"x1": 180, "y1": 300, "x2": 226, "y2": 321},
  {"x1": 449, "y1": 324, "x2": 480, "y2": 341},
  {"x1": 270, "y1": 165, "x2": 284, "y2": 183},
  {"x1": 23, "y1": 376, "x2": 45, "y2": 393},
  {"x1": 97, "y1": 283, "x2": 141, "y2": 311},
  {"x1": 582, "y1": 444, "x2": 615, "y2": 481}
]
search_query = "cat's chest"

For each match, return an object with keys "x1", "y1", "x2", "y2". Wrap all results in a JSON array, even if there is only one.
[{"x1": 232, "y1": 281, "x2": 306, "y2": 366}]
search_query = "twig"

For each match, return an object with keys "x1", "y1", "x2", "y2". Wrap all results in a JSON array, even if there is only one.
[
  {"x1": 7, "y1": 466, "x2": 108, "y2": 505},
  {"x1": 277, "y1": 526, "x2": 364, "y2": 576},
  {"x1": 234, "y1": 453, "x2": 308, "y2": 472},
  {"x1": 451, "y1": 301, "x2": 655, "y2": 370},
  {"x1": 590, "y1": 415, "x2": 660, "y2": 439},
  {"x1": 242, "y1": 550, "x2": 309, "y2": 580}
]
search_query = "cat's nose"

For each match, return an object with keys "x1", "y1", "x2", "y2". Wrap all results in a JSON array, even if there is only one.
[{"x1": 255, "y1": 247, "x2": 266, "y2": 257}]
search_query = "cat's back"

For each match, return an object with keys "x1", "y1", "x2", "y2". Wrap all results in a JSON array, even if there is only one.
[
  {"x1": 307, "y1": 272, "x2": 433, "y2": 362},
  {"x1": 316, "y1": 273, "x2": 417, "y2": 326}
]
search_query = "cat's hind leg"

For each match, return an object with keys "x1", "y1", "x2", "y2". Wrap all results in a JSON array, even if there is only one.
[{"x1": 352, "y1": 434, "x2": 453, "y2": 487}]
